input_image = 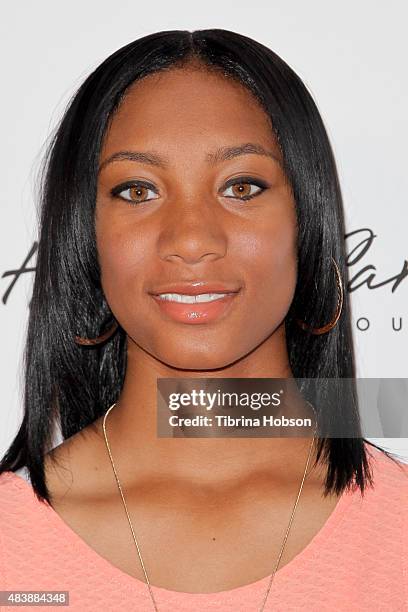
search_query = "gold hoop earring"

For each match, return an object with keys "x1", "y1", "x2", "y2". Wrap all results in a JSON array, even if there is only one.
[
  {"x1": 296, "y1": 256, "x2": 344, "y2": 335},
  {"x1": 74, "y1": 319, "x2": 119, "y2": 346}
]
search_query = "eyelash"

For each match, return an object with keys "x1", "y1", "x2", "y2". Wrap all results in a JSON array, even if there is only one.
[{"x1": 110, "y1": 176, "x2": 270, "y2": 206}]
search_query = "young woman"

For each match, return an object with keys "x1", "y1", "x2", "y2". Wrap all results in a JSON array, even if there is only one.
[{"x1": 0, "y1": 29, "x2": 407, "y2": 611}]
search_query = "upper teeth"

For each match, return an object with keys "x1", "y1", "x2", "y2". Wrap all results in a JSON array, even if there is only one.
[{"x1": 157, "y1": 292, "x2": 230, "y2": 303}]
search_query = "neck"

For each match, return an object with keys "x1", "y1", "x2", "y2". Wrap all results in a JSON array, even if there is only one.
[{"x1": 99, "y1": 328, "x2": 318, "y2": 487}]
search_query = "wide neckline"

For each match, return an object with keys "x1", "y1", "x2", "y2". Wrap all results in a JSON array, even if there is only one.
[{"x1": 2, "y1": 463, "x2": 361, "y2": 601}]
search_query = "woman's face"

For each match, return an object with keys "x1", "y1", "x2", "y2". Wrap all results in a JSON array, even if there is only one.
[{"x1": 96, "y1": 65, "x2": 298, "y2": 370}]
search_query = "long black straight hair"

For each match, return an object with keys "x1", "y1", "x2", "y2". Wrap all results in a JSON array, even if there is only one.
[{"x1": 0, "y1": 28, "x2": 400, "y2": 503}]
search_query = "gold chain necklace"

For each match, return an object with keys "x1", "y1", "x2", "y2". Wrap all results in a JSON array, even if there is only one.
[{"x1": 102, "y1": 402, "x2": 317, "y2": 611}]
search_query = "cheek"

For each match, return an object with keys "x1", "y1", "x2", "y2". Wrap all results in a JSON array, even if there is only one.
[
  {"x1": 238, "y1": 210, "x2": 298, "y2": 330},
  {"x1": 95, "y1": 215, "x2": 150, "y2": 317}
]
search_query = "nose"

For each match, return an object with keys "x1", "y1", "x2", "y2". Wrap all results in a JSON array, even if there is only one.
[{"x1": 157, "y1": 199, "x2": 228, "y2": 265}]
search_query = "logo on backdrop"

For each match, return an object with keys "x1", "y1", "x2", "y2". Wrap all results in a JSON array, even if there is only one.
[
  {"x1": 2, "y1": 242, "x2": 37, "y2": 307},
  {"x1": 1, "y1": 229, "x2": 407, "y2": 332}
]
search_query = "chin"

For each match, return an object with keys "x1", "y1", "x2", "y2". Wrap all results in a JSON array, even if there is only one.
[{"x1": 155, "y1": 348, "x2": 240, "y2": 372}]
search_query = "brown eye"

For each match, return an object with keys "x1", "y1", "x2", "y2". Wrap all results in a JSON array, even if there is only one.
[
  {"x1": 111, "y1": 181, "x2": 159, "y2": 205},
  {"x1": 129, "y1": 185, "x2": 148, "y2": 203},
  {"x1": 231, "y1": 183, "x2": 253, "y2": 198},
  {"x1": 222, "y1": 177, "x2": 268, "y2": 201}
]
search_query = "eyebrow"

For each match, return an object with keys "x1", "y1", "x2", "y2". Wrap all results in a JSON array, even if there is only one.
[
  {"x1": 99, "y1": 150, "x2": 168, "y2": 173},
  {"x1": 206, "y1": 142, "x2": 281, "y2": 166},
  {"x1": 98, "y1": 142, "x2": 282, "y2": 173}
]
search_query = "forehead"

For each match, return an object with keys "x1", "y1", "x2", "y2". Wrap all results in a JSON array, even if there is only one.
[{"x1": 102, "y1": 67, "x2": 279, "y2": 156}]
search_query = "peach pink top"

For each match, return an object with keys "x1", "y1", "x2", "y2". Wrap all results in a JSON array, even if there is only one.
[{"x1": 0, "y1": 444, "x2": 407, "y2": 611}]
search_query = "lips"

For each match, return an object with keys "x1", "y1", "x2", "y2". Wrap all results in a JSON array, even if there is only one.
[
  {"x1": 148, "y1": 281, "x2": 242, "y2": 296},
  {"x1": 148, "y1": 280, "x2": 242, "y2": 325}
]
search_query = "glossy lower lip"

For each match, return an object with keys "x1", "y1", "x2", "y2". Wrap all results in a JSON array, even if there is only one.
[{"x1": 150, "y1": 292, "x2": 241, "y2": 325}]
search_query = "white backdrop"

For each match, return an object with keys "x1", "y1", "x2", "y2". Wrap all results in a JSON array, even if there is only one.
[{"x1": 1, "y1": 1, "x2": 407, "y2": 459}]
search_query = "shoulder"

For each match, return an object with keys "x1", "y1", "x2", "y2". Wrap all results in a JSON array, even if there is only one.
[
  {"x1": 364, "y1": 443, "x2": 408, "y2": 491},
  {"x1": 362, "y1": 443, "x2": 408, "y2": 504},
  {"x1": 359, "y1": 444, "x2": 408, "y2": 539},
  {"x1": 0, "y1": 469, "x2": 34, "y2": 501},
  {"x1": 337, "y1": 444, "x2": 408, "y2": 543},
  {"x1": 0, "y1": 469, "x2": 47, "y2": 519},
  {"x1": 0, "y1": 471, "x2": 47, "y2": 587},
  {"x1": 0, "y1": 470, "x2": 51, "y2": 541},
  {"x1": 363, "y1": 445, "x2": 408, "y2": 584}
]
